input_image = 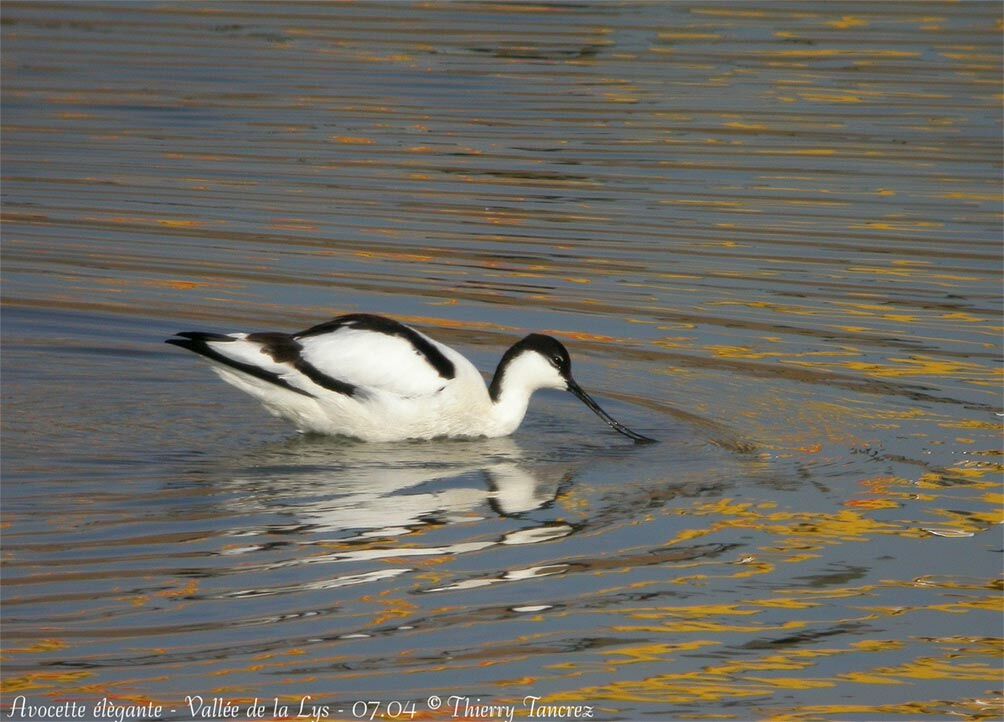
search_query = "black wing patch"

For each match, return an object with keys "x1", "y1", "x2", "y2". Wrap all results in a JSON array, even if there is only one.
[
  {"x1": 296, "y1": 313, "x2": 456, "y2": 380},
  {"x1": 246, "y1": 332, "x2": 358, "y2": 396},
  {"x1": 166, "y1": 333, "x2": 314, "y2": 397},
  {"x1": 167, "y1": 331, "x2": 357, "y2": 398}
]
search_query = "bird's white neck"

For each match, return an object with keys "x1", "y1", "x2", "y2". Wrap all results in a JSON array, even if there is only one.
[
  {"x1": 488, "y1": 378, "x2": 536, "y2": 437},
  {"x1": 486, "y1": 350, "x2": 565, "y2": 436}
]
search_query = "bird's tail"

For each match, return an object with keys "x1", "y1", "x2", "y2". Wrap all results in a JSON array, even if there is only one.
[{"x1": 165, "y1": 332, "x2": 314, "y2": 397}]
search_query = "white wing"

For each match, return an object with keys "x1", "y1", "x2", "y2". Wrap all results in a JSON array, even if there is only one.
[
  {"x1": 169, "y1": 315, "x2": 464, "y2": 401},
  {"x1": 295, "y1": 315, "x2": 458, "y2": 398}
]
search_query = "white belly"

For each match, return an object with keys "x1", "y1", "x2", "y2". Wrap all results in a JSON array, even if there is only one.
[{"x1": 212, "y1": 364, "x2": 506, "y2": 441}]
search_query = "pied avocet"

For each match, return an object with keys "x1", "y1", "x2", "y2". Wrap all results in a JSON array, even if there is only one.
[{"x1": 166, "y1": 313, "x2": 654, "y2": 443}]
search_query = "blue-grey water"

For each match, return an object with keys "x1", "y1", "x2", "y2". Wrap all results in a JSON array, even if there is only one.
[{"x1": 2, "y1": 3, "x2": 1001, "y2": 721}]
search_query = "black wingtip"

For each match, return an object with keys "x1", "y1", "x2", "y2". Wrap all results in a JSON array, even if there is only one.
[
  {"x1": 165, "y1": 331, "x2": 317, "y2": 398},
  {"x1": 171, "y1": 331, "x2": 234, "y2": 341},
  {"x1": 166, "y1": 331, "x2": 237, "y2": 351},
  {"x1": 165, "y1": 336, "x2": 190, "y2": 348}
]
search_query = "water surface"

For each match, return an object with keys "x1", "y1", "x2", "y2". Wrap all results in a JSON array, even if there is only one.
[{"x1": 2, "y1": 2, "x2": 1001, "y2": 720}]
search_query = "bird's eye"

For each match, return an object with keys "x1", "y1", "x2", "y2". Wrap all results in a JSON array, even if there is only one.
[{"x1": 552, "y1": 355, "x2": 563, "y2": 365}]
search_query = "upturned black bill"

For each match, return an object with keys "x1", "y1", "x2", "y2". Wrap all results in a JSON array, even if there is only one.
[{"x1": 567, "y1": 379, "x2": 656, "y2": 443}]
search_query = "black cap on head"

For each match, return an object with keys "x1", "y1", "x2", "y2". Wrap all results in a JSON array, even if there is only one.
[
  {"x1": 489, "y1": 333, "x2": 570, "y2": 401},
  {"x1": 517, "y1": 333, "x2": 571, "y2": 375},
  {"x1": 489, "y1": 332, "x2": 656, "y2": 443}
]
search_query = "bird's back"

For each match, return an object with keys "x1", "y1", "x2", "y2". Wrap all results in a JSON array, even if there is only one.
[{"x1": 168, "y1": 314, "x2": 493, "y2": 440}]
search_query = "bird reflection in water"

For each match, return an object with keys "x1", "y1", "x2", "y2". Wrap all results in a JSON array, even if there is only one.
[{"x1": 213, "y1": 435, "x2": 576, "y2": 539}]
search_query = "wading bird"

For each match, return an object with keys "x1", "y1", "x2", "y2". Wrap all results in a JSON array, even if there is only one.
[{"x1": 167, "y1": 313, "x2": 654, "y2": 443}]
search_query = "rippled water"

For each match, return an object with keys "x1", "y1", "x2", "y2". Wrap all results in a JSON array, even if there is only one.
[{"x1": 2, "y1": 2, "x2": 1001, "y2": 721}]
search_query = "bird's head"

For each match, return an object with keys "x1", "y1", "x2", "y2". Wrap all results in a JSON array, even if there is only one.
[{"x1": 491, "y1": 334, "x2": 655, "y2": 443}]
